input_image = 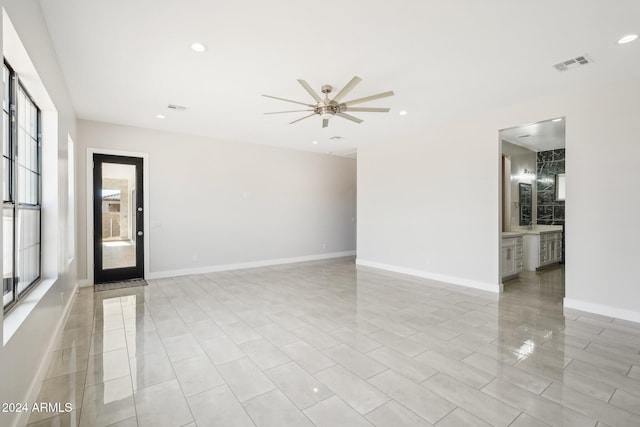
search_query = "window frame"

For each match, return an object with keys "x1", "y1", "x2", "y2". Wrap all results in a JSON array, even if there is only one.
[{"x1": 3, "y1": 60, "x2": 42, "y2": 312}]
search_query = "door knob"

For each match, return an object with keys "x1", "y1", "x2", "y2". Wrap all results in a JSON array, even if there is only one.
[{"x1": 137, "y1": 231, "x2": 143, "y2": 236}]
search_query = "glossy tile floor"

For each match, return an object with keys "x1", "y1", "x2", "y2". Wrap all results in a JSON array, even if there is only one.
[{"x1": 28, "y1": 258, "x2": 640, "y2": 426}]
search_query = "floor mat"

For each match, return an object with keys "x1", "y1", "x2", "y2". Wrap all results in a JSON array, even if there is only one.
[{"x1": 94, "y1": 278, "x2": 148, "y2": 292}]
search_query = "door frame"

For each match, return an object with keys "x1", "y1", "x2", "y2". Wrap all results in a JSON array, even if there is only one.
[
  {"x1": 86, "y1": 148, "x2": 150, "y2": 285},
  {"x1": 498, "y1": 117, "x2": 567, "y2": 291},
  {"x1": 93, "y1": 153, "x2": 143, "y2": 283}
]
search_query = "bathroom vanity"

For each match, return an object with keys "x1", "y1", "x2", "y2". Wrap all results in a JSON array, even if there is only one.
[
  {"x1": 508, "y1": 225, "x2": 563, "y2": 271},
  {"x1": 501, "y1": 232, "x2": 524, "y2": 280},
  {"x1": 523, "y1": 229, "x2": 563, "y2": 270}
]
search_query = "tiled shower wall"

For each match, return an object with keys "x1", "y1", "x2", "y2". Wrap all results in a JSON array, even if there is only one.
[{"x1": 536, "y1": 149, "x2": 565, "y2": 225}]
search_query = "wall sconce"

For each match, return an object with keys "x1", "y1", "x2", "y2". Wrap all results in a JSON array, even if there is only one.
[
  {"x1": 512, "y1": 168, "x2": 536, "y2": 182},
  {"x1": 515, "y1": 168, "x2": 536, "y2": 182}
]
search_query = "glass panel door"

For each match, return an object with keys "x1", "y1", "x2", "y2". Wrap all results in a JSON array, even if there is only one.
[{"x1": 93, "y1": 154, "x2": 143, "y2": 283}]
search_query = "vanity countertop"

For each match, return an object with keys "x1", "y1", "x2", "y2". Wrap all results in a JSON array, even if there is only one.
[
  {"x1": 509, "y1": 225, "x2": 563, "y2": 235},
  {"x1": 502, "y1": 231, "x2": 524, "y2": 238}
]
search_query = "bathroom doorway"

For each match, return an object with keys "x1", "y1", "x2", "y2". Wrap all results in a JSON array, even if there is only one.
[{"x1": 499, "y1": 117, "x2": 566, "y2": 297}]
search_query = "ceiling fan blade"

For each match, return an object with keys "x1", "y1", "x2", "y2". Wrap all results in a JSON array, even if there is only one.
[
  {"x1": 344, "y1": 91, "x2": 395, "y2": 106},
  {"x1": 331, "y1": 76, "x2": 362, "y2": 103},
  {"x1": 265, "y1": 109, "x2": 313, "y2": 115},
  {"x1": 289, "y1": 113, "x2": 317, "y2": 125},
  {"x1": 297, "y1": 79, "x2": 323, "y2": 103},
  {"x1": 262, "y1": 94, "x2": 315, "y2": 107},
  {"x1": 344, "y1": 107, "x2": 390, "y2": 113},
  {"x1": 322, "y1": 119, "x2": 329, "y2": 128},
  {"x1": 336, "y1": 112, "x2": 363, "y2": 124}
]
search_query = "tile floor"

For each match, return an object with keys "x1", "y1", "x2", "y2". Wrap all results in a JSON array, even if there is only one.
[{"x1": 28, "y1": 258, "x2": 640, "y2": 426}]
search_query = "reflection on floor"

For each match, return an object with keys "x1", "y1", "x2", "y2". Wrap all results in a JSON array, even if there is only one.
[
  {"x1": 102, "y1": 240, "x2": 135, "y2": 270},
  {"x1": 28, "y1": 259, "x2": 640, "y2": 426},
  {"x1": 504, "y1": 266, "x2": 565, "y2": 303}
]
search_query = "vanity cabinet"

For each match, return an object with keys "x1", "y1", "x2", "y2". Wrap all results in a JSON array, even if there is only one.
[
  {"x1": 502, "y1": 234, "x2": 523, "y2": 280},
  {"x1": 524, "y1": 231, "x2": 562, "y2": 270}
]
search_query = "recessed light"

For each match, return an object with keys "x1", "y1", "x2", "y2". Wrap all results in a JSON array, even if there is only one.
[
  {"x1": 190, "y1": 42, "x2": 207, "y2": 52},
  {"x1": 312, "y1": 141, "x2": 318, "y2": 145},
  {"x1": 618, "y1": 34, "x2": 638, "y2": 44},
  {"x1": 399, "y1": 110, "x2": 408, "y2": 116},
  {"x1": 156, "y1": 114, "x2": 165, "y2": 119},
  {"x1": 552, "y1": 118, "x2": 562, "y2": 122}
]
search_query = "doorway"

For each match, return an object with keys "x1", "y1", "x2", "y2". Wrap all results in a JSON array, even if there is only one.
[
  {"x1": 499, "y1": 117, "x2": 566, "y2": 295},
  {"x1": 93, "y1": 154, "x2": 144, "y2": 283}
]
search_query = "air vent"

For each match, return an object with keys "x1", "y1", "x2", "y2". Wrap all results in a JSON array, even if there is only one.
[
  {"x1": 518, "y1": 134, "x2": 531, "y2": 138},
  {"x1": 553, "y1": 54, "x2": 593, "y2": 72},
  {"x1": 167, "y1": 104, "x2": 187, "y2": 111},
  {"x1": 329, "y1": 136, "x2": 343, "y2": 140}
]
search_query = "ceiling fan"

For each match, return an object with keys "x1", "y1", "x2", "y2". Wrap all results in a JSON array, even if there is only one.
[{"x1": 263, "y1": 76, "x2": 394, "y2": 128}]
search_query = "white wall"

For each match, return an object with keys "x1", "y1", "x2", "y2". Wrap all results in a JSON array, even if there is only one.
[
  {"x1": 358, "y1": 75, "x2": 640, "y2": 322},
  {"x1": 77, "y1": 120, "x2": 357, "y2": 280},
  {"x1": 0, "y1": 2, "x2": 77, "y2": 427},
  {"x1": 357, "y1": 115, "x2": 501, "y2": 292}
]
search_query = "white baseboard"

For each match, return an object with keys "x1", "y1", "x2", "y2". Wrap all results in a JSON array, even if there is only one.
[
  {"x1": 15, "y1": 281, "x2": 79, "y2": 427},
  {"x1": 564, "y1": 298, "x2": 640, "y2": 324},
  {"x1": 147, "y1": 251, "x2": 357, "y2": 280},
  {"x1": 356, "y1": 258, "x2": 502, "y2": 294}
]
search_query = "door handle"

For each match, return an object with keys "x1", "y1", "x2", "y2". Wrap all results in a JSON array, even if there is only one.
[{"x1": 137, "y1": 231, "x2": 143, "y2": 236}]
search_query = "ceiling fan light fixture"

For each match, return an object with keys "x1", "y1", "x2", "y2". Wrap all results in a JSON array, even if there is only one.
[{"x1": 316, "y1": 105, "x2": 335, "y2": 118}]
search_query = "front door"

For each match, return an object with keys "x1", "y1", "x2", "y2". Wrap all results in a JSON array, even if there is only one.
[{"x1": 93, "y1": 154, "x2": 144, "y2": 283}]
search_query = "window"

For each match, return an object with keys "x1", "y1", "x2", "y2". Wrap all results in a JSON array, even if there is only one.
[
  {"x1": 556, "y1": 173, "x2": 566, "y2": 201},
  {"x1": 67, "y1": 136, "x2": 75, "y2": 263},
  {"x1": 3, "y1": 61, "x2": 42, "y2": 311}
]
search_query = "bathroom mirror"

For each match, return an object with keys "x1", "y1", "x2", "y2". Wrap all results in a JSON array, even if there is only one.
[{"x1": 519, "y1": 182, "x2": 532, "y2": 226}]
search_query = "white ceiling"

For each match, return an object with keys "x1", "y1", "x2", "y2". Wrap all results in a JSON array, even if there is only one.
[
  {"x1": 38, "y1": 0, "x2": 640, "y2": 156},
  {"x1": 500, "y1": 118, "x2": 565, "y2": 152}
]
